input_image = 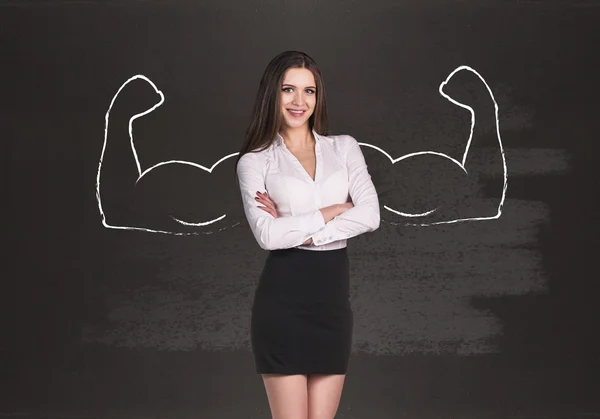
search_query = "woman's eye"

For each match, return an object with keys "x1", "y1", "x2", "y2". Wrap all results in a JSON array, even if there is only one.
[{"x1": 282, "y1": 87, "x2": 315, "y2": 94}]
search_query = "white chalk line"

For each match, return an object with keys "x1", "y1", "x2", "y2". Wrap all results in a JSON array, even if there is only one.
[
  {"x1": 95, "y1": 74, "x2": 240, "y2": 235},
  {"x1": 368, "y1": 65, "x2": 508, "y2": 226},
  {"x1": 96, "y1": 65, "x2": 506, "y2": 234}
]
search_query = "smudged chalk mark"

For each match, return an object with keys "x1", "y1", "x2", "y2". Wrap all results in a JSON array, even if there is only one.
[
  {"x1": 81, "y1": 200, "x2": 550, "y2": 355},
  {"x1": 473, "y1": 147, "x2": 570, "y2": 177}
]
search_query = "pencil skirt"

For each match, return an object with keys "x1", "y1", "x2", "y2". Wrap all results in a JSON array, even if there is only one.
[{"x1": 250, "y1": 247, "x2": 353, "y2": 375}]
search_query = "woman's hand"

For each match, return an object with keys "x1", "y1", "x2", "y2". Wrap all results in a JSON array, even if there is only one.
[
  {"x1": 338, "y1": 202, "x2": 354, "y2": 213},
  {"x1": 319, "y1": 201, "x2": 354, "y2": 223},
  {"x1": 255, "y1": 191, "x2": 279, "y2": 218},
  {"x1": 306, "y1": 202, "x2": 353, "y2": 246},
  {"x1": 255, "y1": 192, "x2": 353, "y2": 245}
]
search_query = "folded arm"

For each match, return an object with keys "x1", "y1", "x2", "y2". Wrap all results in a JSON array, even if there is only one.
[
  {"x1": 310, "y1": 137, "x2": 381, "y2": 246},
  {"x1": 237, "y1": 154, "x2": 326, "y2": 250}
]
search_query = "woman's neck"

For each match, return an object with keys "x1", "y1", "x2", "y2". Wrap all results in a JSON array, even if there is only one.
[{"x1": 280, "y1": 126, "x2": 314, "y2": 150}]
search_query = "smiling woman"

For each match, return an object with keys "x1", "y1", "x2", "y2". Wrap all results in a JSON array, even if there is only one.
[
  {"x1": 235, "y1": 51, "x2": 380, "y2": 419},
  {"x1": 234, "y1": 51, "x2": 329, "y2": 163}
]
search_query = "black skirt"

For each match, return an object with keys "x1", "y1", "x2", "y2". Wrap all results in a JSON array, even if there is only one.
[{"x1": 250, "y1": 247, "x2": 353, "y2": 375}]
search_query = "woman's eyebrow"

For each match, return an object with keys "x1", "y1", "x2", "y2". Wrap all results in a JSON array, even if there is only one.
[{"x1": 282, "y1": 83, "x2": 317, "y2": 89}]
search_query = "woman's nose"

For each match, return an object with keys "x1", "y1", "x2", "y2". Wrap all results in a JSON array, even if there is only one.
[{"x1": 292, "y1": 92, "x2": 305, "y2": 106}]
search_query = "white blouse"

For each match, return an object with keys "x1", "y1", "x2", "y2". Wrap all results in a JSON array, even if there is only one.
[{"x1": 236, "y1": 130, "x2": 380, "y2": 251}]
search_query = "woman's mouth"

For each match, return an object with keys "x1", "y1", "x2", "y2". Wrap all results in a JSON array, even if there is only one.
[{"x1": 287, "y1": 109, "x2": 306, "y2": 118}]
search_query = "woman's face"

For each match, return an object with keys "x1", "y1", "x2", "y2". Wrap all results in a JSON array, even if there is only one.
[{"x1": 279, "y1": 67, "x2": 317, "y2": 131}]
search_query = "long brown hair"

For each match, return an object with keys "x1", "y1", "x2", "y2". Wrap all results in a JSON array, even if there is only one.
[{"x1": 234, "y1": 50, "x2": 329, "y2": 173}]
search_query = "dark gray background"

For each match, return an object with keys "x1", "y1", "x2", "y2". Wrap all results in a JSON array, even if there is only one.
[{"x1": 2, "y1": 0, "x2": 599, "y2": 418}]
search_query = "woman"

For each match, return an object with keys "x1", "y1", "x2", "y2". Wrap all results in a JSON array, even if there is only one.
[{"x1": 235, "y1": 50, "x2": 380, "y2": 419}]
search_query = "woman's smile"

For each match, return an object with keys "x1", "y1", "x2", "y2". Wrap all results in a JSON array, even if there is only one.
[{"x1": 287, "y1": 109, "x2": 306, "y2": 117}]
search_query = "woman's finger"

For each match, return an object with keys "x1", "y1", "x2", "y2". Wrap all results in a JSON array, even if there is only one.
[
  {"x1": 256, "y1": 193, "x2": 279, "y2": 218},
  {"x1": 258, "y1": 206, "x2": 277, "y2": 218},
  {"x1": 256, "y1": 195, "x2": 276, "y2": 212},
  {"x1": 255, "y1": 196, "x2": 272, "y2": 209},
  {"x1": 263, "y1": 199, "x2": 276, "y2": 212},
  {"x1": 263, "y1": 194, "x2": 276, "y2": 208}
]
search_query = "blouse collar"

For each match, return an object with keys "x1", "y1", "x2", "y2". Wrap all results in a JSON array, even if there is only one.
[{"x1": 275, "y1": 129, "x2": 320, "y2": 148}]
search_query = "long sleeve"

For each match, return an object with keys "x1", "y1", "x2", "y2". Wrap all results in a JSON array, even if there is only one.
[
  {"x1": 310, "y1": 136, "x2": 380, "y2": 247},
  {"x1": 237, "y1": 153, "x2": 326, "y2": 250}
]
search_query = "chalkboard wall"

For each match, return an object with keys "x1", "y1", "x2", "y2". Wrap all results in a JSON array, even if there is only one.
[{"x1": 3, "y1": 1, "x2": 599, "y2": 418}]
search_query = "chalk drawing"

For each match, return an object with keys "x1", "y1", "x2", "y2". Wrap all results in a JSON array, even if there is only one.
[
  {"x1": 370, "y1": 65, "x2": 507, "y2": 226},
  {"x1": 97, "y1": 65, "x2": 505, "y2": 234},
  {"x1": 95, "y1": 74, "x2": 240, "y2": 235}
]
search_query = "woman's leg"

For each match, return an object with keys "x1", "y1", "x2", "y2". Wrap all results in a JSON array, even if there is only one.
[
  {"x1": 306, "y1": 374, "x2": 346, "y2": 419},
  {"x1": 261, "y1": 373, "x2": 309, "y2": 419}
]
